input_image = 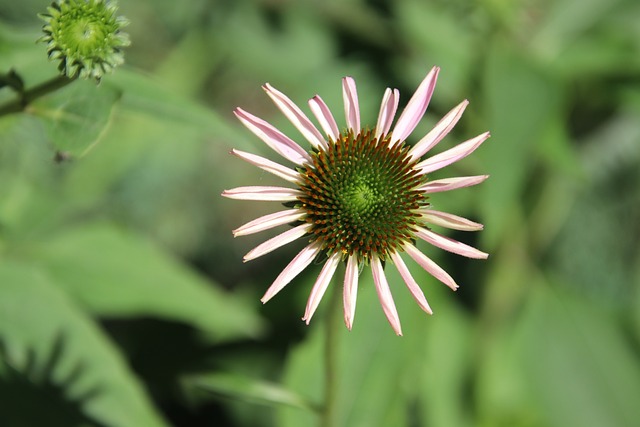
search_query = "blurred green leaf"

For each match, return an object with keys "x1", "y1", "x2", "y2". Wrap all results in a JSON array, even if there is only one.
[
  {"x1": 514, "y1": 283, "x2": 640, "y2": 427},
  {"x1": 535, "y1": 116, "x2": 580, "y2": 176},
  {"x1": 277, "y1": 266, "x2": 430, "y2": 427},
  {"x1": 0, "y1": 114, "x2": 71, "y2": 239},
  {"x1": 0, "y1": 22, "x2": 50, "y2": 85},
  {"x1": 474, "y1": 304, "x2": 542, "y2": 427},
  {"x1": 531, "y1": 0, "x2": 622, "y2": 60},
  {"x1": 418, "y1": 294, "x2": 474, "y2": 427},
  {"x1": 549, "y1": 31, "x2": 640, "y2": 78},
  {"x1": 396, "y1": 0, "x2": 474, "y2": 102},
  {"x1": 185, "y1": 372, "x2": 317, "y2": 412},
  {"x1": 545, "y1": 109, "x2": 640, "y2": 305},
  {"x1": 34, "y1": 81, "x2": 121, "y2": 157},
  {"x1": 105, "y1": 69, "x2": 250, "y2": 150},
  {"x1": 223, "y1": 3, "x2": 334, "y2": 85},
  {"x1": 34, "y1": 222, "x2": 264, "y2": 342},
  {"x1": 154, "y1": 29, "x2": 222, "y2": 98},
  {"x1": 580, "y1": 111, "x2": 640, "y2": 182},
  {"x1": 479, "y1": 43, "x2": 562, "y2": 248},
  {"x1": 276, "y1": 323, "x2": 323, "y2": 427},
  {"x1": 635, "y1": 260, "x2": 640, "y2": 344},
  {"x1": 0, "y1": 260, "x2": 169, "y2": 427}
]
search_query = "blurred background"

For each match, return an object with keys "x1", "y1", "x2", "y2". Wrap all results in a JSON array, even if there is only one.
[{"x1": 1, "y1": 0, "x2": 639, "y2": 426}]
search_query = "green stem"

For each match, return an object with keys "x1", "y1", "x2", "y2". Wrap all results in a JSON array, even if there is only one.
[
  {"x1": 321, "y1": 271, "x2": 343, "y2": 427},
  {"x1": 0, "y1": 74, "x2": 75, "y2": 117}
]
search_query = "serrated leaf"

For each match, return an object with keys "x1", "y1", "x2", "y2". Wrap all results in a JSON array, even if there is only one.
[
  {"x1": 0, "y1": 260, "x2": 169, "y2": 427},
  {"x1": 34, "y1": 222, "x2": 264, "y2": 342}
]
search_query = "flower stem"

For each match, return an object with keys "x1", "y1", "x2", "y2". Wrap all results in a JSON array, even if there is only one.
[
  {"x1": 321, "y1": 271, "x2": 342, "y2": 427},
  {"x1": 0, "y1": 74, "x2": 75, "y2": 117}
]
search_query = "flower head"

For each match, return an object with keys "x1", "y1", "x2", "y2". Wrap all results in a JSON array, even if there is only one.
[
  {"x1": 223, "y1": 67, "x2": 490, "y2": 335},
  {"x1": 39, "y1": 0, "x2": 130, "y2": 82}
]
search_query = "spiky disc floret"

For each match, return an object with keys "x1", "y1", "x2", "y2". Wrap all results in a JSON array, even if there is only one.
[
  {"x1": 298, "y1": 129, "x2": 428, "y2": 262},
  {"x1": 38, "y1": 0, "x2": 130, "y2": 82}
]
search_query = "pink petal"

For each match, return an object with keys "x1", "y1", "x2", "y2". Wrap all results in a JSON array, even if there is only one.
[
  {"x1": 343, "y1": 255, "x2": 359, "y2": 330},
  {"x1": 391, "y1": 66, "x2": 440, "y2": 147},
  {"x1": 221, "y1": 186, "x2": 302, "y2": 201},
  {"x1": 234, "y1": 108, "x2": 310, "y2": 165},
  {"x1": 231, "y1": 149, "x2": 300, "y2": 183},
  {"x1": 419, "y1": 175, "x2": 489, "y2": 194},
  {"x1": 375, "y1": 88, "x2": 400, "y2": 140},
  {"x1": 244, "y1": 224, "x2": 311, "y2": 261},
  {"x1": 371, "y1": 256, "x2": 403, "y2": 336},
  {"x1": 233, "y1": 209, "x2": 305, "y2": 237},
  {"x1": 309, "y1": 95, "x2": 339, "y2": 142},
  {"x1": 404, "y1": 242, "x2": 459, "y2": 291},
  {"x1": 408, "y1": 99, "x2": 469, "y2": 161},
  {"x1": 415, "y1": 226, "x2": 488, "y2": 259},
  {"x1": 261, "y1": 244, "x2": 320, "y2": 303},
  {"x1": 302, "y1": 252, "x2": 341, "y2": 324},
  {"x1": 416, "y1": 132, "x2": 490, "y2": 175},
  {"x1": 263, "y1": 83, "x2": 328, "y2": 150},
  {"x1": 419, "y1": 210, "x2": 484, "y2": 232},
  {"x1": 342, "y1": 77, "x2": 360, "y2": 133},
  {"x1": 389, "y1": 251, "x2": 433, "y2": 315}
]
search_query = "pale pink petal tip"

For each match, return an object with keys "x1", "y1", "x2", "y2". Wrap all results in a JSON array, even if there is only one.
[
  {"x1": 404, "y1": 243, "x2": 459, "y2": 291},
  {"x1": 232, "y1": 209, "x2": 304, "y2": 237},
  {"x1": 420, "y1": 210, "x2": 484, "y2": 232},
  {"x1": 231, "y1": 149, "x2": 300, "y2": 183},
  {"x1": 342, "y1": 77, "x2": 360, "y2": 133},
  {"x1": 419, "y1": 175, "x2": 489, "y2": 194},
  {"x1": 415, "y1": 226, "x2": 488, "y2": 259},
  {"x1": 417, "y1": 131, "x2": 490, "y2": 175},
  {"x1": 345, "y1": 321, "x2": 353, "y2": 331},
  {"x1": 390, "y1": 251, "x2": 433, "y2": 315},
  {"x1": 233, "y1": 108, "x2": 310, "y2": 165},
  {"x1": 391, "y1": 66, "x2": 440, "y2": 146},
  {"x1": 260, "y1": 244, "x2": 320, "y2": 304},
  {"x1": 372, "y1": 256, "x2": 403, "y2": 336},
  {"x1": 302, "y1": 252, "x2": 340, "y2": 324},
  {"x1": 375, "y1": 88, "x2": 400, "y2": 139},
  {"x1": 263, "y1": 83, "x2": 327, "y2": 150},
  {"x1": 343, "y1": 255, "x2": 359, "y2": 330},
  {"x1": 308, "y1": 95, "x2": 339, "y2": 142},
  {"x1": 221, "y1": 186, "x2": 301, "y2": 202},
  {"x1": 408, "y1": 99, "x2": 469, "y2": 161},
  {"x1": 243, "y1": 224, "x2": 310, "y2": 262}
]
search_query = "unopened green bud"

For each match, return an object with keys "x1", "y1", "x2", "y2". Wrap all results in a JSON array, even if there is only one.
[{"x1": 39, "y1": 0, "x2": 130, "y2": 82}]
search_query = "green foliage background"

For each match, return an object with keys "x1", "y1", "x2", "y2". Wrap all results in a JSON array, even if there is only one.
[{"x1": 1, "y1": 0, "x2": 639, "y2": 426}]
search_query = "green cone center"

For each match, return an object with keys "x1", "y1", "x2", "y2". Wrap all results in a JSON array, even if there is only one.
[
  {"x1": 47, "y1": 1, "x2": 124, "y2": 56},
  {"x1": 69, "y1": 18, "x2": 104, "y2": 51},
  {"x1": 298, "y1": 129, "x2": 429, "y2": 261},
  {"x1": 344, "y1": 180, "x2": 381, "y2": 220}
]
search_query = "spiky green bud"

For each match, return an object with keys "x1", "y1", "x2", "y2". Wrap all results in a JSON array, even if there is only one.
[{"x1": 38, "y1": 0, "x2": 130, "y2": 82}]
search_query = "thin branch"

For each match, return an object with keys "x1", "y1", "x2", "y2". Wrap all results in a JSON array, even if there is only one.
[{"x1": 0, "y1": 74, "x2": 76, "y2": 117}]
